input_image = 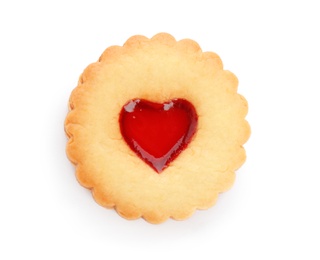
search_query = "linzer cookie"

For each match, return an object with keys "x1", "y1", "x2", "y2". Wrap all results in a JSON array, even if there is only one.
[{"x1": 64, "y1": 33, "x2": 250, "y2": 223}]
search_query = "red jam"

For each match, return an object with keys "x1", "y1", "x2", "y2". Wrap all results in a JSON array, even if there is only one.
[{"x1": 119, "y1": 99, "x2": 198, "y2": 173}]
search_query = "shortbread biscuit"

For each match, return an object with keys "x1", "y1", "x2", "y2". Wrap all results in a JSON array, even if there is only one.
[{"x1": 65, "y1": 33, "x2": 250, "y2": 223}]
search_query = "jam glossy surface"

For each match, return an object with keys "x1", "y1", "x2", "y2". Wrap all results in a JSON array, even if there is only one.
[{"x1": 119, "y1": 99, "x2": 198, "y2": 173}]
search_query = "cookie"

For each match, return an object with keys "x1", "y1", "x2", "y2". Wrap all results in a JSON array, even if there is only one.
[{"x1": 65, "y1": 33, "x2": 250, "y2": 223}]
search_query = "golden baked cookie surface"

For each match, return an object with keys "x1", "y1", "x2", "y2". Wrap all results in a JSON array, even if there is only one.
[{"x1": 65, "y1": 33, "x2": 250, "y2": 223}]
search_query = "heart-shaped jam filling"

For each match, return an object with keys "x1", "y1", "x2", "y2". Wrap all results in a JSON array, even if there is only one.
[{"x1": 119, "y1": 99, "x2": 198, "y2": 173}]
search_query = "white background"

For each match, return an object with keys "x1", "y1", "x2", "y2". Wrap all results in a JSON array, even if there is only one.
[{"x1": 1, "y1": 0, "x2": 319, "y2": 259}]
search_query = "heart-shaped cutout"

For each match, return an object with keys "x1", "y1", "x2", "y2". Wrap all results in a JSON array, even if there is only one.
[{"x1": 119, "y1": 99, "x2": 198, "y2": 173}]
